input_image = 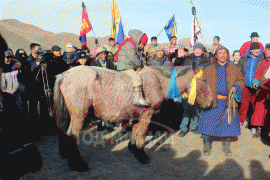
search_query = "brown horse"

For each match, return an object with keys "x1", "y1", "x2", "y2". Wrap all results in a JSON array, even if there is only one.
[{"x1": 53, "y1": 63, "x2": 213, "y2": 164}]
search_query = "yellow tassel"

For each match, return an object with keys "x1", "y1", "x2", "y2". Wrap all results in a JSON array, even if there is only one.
[
  {"x1": 188, "y1": 69, "x2": 203, "y2": 105},
  {"x1": 182, "y1": 92, "x2": 189, "y2": 99}
]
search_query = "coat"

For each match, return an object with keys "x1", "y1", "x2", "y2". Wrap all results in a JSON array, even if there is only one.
[
  {"x1": 237, "y1": 48, "x2": 265, "y2": 86},
  {"x1": 146, "y1": 55, "x2": 167, "y2": 66},
  {"x1": 103, "y1": 44, "x2": 118, "y2": 56},
  {"x1": 117, "y1": 30, "x2": 144, "y2": 71},
  {"x1": 240, "y1": 41, "x2": 265, "y2": 56},
  {"x1": 198, "y1": 62, "x2": 246, "y2": 109},
  {"x1": 184, "y1": 53, "x2": 211, "y2": 69},
  {"x1": 250, "y1": 58, "x2": 270, "y2": 126},
  {"x1": 91, "y1": 58, "x2": 116, "y2": 70}
]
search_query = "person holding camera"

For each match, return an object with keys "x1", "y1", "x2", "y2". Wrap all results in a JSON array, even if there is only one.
[{"x1": 27, "y1": 43, "x2": 51, "y2": 124}]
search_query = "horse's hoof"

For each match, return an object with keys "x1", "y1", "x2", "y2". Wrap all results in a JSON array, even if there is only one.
[
  {"x1": 128, "y1": 141, "x2": 136, "y2": 154},
  {"x1": 134, "y1": 148, "x2": 150, "y2": 164},
  {"x1": 67, "y1": 157, "x2": 90, "y2": 172}
]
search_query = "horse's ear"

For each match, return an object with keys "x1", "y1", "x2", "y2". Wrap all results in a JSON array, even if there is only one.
[{"x1": 191, "y1": 61, "x2": 197, "y2": 72}]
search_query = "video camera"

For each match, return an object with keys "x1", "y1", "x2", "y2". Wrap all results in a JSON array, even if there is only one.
[{"x1": 34, "y1": 50, "x2": 53, "y2": 63}]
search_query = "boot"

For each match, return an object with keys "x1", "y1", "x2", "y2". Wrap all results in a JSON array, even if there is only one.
[
  {"x1": 133, "y1": 86, "x2": 150, "y2": 107},
  {"x1": 203, "y1": 136, "x2": 212, "y2": 156},
  {"x1": 222, "y1": 138, "x2": 232, "y2": 156}
]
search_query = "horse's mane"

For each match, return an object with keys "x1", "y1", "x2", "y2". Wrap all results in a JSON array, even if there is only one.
[{"x1": 151, "y1": 66, "x2": 192, "y2": 78}]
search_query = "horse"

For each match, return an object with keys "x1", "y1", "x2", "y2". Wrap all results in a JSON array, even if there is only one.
[{"x1": 53, "y1": 63, "x2": 213, "y2": 164}]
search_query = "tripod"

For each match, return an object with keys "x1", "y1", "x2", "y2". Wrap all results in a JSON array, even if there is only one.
[{"x1": 35, "y1": 63, "x2": 53, "y2": 118}]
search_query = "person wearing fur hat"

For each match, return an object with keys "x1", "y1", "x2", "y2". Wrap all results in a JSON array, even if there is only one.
[
  {"x1": 184, "y1": 43, "x2": 211, "y2": 69},
  {"x1": 146, "y1": 45, "x2": 168, "y2": 66},
  {"x1": 237, "y1": 42, "x2": 265, "y2": 137},
  {"x1": 91, "y1": 47, "x2": 116, "y2": 70},
  {"x1": 197, "y1": 46, "x2": 245, "y2": 156},
  {"x1": 63, "y1": 43, "x2": 78, "y2": 67},
  {"x1": 208, "y1": 36, "x2": 223, "y2": 57},
  {"x1": 114, "y1": 29, "x2": 150, "y2": 107}
]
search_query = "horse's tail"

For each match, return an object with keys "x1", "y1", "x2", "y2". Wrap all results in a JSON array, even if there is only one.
[{"x1": 54, "y1": 73, "x2": 69, "y2": 133}]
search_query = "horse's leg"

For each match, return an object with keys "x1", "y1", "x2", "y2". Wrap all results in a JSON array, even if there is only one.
[
  {"x1": 70, "y1": 113, "x2": 86, "y2": 146},
  {"x1": 129, "y1": 109, "x2": 153, "y2": 164}
]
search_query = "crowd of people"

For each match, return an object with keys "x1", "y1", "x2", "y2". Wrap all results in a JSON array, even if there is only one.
[{"x1": 1, "y1": 29, "x2": 270, "y2": 177}]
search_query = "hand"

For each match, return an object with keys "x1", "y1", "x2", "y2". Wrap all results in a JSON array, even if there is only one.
[
  {"x1": 172, "y1": 58, "x2": 176, "y2": 63},
  {"x1": 252, "y1": 83, "x2": 258, "y2": 89},
  {"x1": 36, "y1": 61, "x2": 40, "y2": 66},
  {"x1": 14, "y1": 70, "x2": 18, "y2": 75},
  {"x1": 231, "y1": 86, "x2": 236, "y2": 94}
]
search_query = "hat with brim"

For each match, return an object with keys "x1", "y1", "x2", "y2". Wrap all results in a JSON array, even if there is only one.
[
  {"x1": 95, "y1": 47, "x2": 107, "y2": 57},
  {"x1": 51, "y1": 45, "x2": 61, "y2": 51},
  {"x1": 78, "y1": 51, "x2": 87, "y2": 60},
  {"x1": 179, "y1": 45, "x2": 189, "y2": 52},
  {"x1": 250, "y1": 32, "x2": 260, "y2": 38}
]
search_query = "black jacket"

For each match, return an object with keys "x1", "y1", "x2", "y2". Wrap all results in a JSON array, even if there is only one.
[
  {"x1": 184, "y1": 53, "x2": 211, "y2": 69},
  {"x1": 174, "y1": 56, "x2": 187, "y2": 66},
  {"x1": 91, "y1": 59, "x2": 116, "y2": 70}
]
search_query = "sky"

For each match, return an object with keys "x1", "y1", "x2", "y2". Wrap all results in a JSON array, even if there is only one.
[{"x1": 0, "y1": 0, "x2": 270, "y2": 53}]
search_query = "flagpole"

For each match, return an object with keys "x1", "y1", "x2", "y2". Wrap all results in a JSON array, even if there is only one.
[
  {"x1": 156, "y1": 12, "x2": 176, "y2": 38},
  {"x1": 82, "y1": 1, "x2": 97, "y2": 40}
]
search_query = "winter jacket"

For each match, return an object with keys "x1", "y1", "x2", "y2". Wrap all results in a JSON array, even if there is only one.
[
  {"x1": 237, "y1": 48, "x2": 264, "y2": 87},
  {"x1": 197, "y1": 62, "x2": 246, "y2": 109},
  {"x1": 147, "y1": 55, "x2": 167, "y2": 66},
  {"x1": 252, "y1": 58, "x2": 270, "y2": 87},
  {"x1": 184, "y1": 53, "x2": 211, "y2": 69},
  {"x1": 63, "y1": 51, "x2": 77, "y2": 65},
  {"x1": 116, "y1": 30, "x2": 144, "y2": 71},
  {"x1": 240, "y1": 41, "x2": 265, "y2": 56},
  {"x1": 91, "y1": 58, "x2": 116, "y2": 70}
]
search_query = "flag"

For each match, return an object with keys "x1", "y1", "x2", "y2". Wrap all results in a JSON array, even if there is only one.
[
  {"x1": 79, "y1": 2, "x2": 92, "y2": 49},
  {"x1": 164, "y1": 14, "x2": 177, "y2": 41},
  {"x1": 116, "y1": 18, "x2": 124, "y2": 45},
  {"x1": 111, "y1": 0, "x2": 120, "y2": 38},
  {"x1": 191, "y1": 15, "x2": 201, "y2": 47}
]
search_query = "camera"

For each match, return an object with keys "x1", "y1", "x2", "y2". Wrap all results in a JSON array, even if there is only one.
[{"x1": 34, "y1": 50, "x2": 53, "y2": 63}]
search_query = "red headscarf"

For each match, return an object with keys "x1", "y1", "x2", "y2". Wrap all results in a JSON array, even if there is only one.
[{"x1": 212, "y1": 45, "x2": 230, "y2": 64}]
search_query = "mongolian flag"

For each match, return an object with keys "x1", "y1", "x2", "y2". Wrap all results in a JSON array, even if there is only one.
[
  {"x1": 79, "y1": 2, "x2": 92, "y2": 49},
  {"x1": 164, "y1": 14, "x2": 177, "y2": 41},
  {"x1": 111, "y1": 0, "x2": 120, "y2": 38},
  {"x1": 116, "y1": 18, "x2": 124, "y2": 45}
]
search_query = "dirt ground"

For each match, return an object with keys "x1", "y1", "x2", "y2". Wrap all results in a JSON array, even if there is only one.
[{"x1": 19, "y1": 124, "x2": 270, "y2": 180}]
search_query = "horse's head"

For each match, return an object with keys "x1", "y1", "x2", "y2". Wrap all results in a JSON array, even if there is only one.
[{"x1": 186, "y1": 62, "x2": 213, "y2": 109}]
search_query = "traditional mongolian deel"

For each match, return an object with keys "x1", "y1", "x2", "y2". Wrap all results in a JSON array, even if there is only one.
[{"x1": 198, "y1": 62, "x2": 245, "y2": 137}]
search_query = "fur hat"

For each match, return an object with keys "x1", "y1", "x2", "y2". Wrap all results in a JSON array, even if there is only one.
[
  {"x1": 193, "y1": 43, "x2": 204, "y2": 51},
  {"x1": 95, "y1": 47, "x2": 107, "y2": 57}
]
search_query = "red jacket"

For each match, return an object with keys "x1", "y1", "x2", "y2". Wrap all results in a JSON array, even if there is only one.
[
  {"x1": 253, "y1": 58, "x2": 270, "y2": 83},
  {"x1": 240, "y1": 41, "x2": 265, "y2": 56}
]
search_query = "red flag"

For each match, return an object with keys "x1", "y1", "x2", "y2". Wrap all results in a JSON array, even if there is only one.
[{"x1": 80, "y1": 5, "x2": 91, "y2": 38}]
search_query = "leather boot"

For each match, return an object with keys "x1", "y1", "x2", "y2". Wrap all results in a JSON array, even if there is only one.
[
  {"x1": 203, "y1": 135, "x2": 212, "y2": 156},
  {"x1": 222, "y1": 137, "x2": 232, "y2": 156},
  {"x1": 133, "y1": 86, "x2": 150, "y2": 107}
]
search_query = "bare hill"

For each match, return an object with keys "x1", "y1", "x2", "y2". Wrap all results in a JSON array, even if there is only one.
[{"x1": 1, "y1": 19, "x2": 209, "y2": 55}]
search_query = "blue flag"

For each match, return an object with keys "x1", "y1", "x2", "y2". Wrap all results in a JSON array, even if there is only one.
[
  {"x1": 116, "y1": 18, "x2": 124, "y2": 45},
  {"x1": 164, "y1": 15, "x2": 176, "y2": 40}
]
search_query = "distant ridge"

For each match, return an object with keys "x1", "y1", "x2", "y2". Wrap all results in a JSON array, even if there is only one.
[{"x1": 1, "y1": 19, "x2": 201, "y2": 55}]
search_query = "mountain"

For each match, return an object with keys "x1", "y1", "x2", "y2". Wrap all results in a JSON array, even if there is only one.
[{"x1": 0, "y1": 19, "x2": 208, "y2": 55}]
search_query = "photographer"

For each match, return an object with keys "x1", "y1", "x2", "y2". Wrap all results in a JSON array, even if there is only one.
[{"x1": 27, "y1": 43, "x2": 51, "y2": 124}]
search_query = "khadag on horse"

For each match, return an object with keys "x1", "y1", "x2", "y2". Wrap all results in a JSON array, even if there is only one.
[{"x1": 53, "y1": 62, "x2": 213, "y2": 164}]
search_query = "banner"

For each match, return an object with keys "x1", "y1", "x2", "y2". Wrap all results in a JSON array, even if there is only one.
[
  {"x1": 79, "y1": 2, "x2": 92, "y2": 49},
  {"x1": 116, "y1": 18, "x2": 124, "y2": 45},
  {"x1": 111, "y1": 0, "x2": 120, "y2": 38},
  {"x1": 164, "y1": 14, "x2": 177, "y2": 40}
]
